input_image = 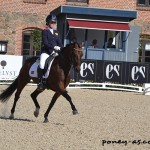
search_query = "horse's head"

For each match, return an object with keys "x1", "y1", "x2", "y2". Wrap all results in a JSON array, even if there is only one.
[
  {"x1": 64, "y1": 42, "x2": 83, "y2": 72},
  {"x1": 72, "y1": 43, "x2": 83, "y2": 72}
]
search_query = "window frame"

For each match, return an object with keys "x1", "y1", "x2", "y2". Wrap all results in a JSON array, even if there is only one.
[
  {"x1": 66, "y1": 0, "x2": 89, "y2": 4},
  {"x1": 137, "y1": 0, "x2": 150, "y2": 7},
  {"x1": 22, "y1": 32, "x2": 32, "y2": 56},
  {"x1": 23, "y1": 0, "x2": 47, "y2": 4},
  {"x1": 0, "y1": 41, "x2": 8, "y2": 54},
  {"x1": 104, "y1": 31, "x2": 125, "y2": 51},
  {"x1": 22, "y1": 30, "x2": 41, "y2": 56}
]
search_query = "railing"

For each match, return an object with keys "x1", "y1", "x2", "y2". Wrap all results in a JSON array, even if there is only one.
[
  {"x1": 68, "y1": 82, "x2": 143, "y2": 93},
  {"x1": 84, "y1": 48, "x2": 127, "y2": 62},
  {"x1": 0, "y1": 81, "x2": 143, "y2": 93}
]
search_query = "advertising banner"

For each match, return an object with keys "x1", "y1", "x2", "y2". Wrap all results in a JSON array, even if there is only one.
[
  {"x1": 0, "y1": 55, "x2": 23, "y2": 80},
  {"x1": 78, "y1": 60, "x2": 97, "y2": 82},
  {"x1": 103, "y1": 61, "x2": 125, "y2": 84},
  {"x1": 0, "y1": 56, "x2": 150, "y2": 84},
  {"x1": 73, "y1": 60, "x2": 150, "y2": 84},
  {"x1": 125, "y1": 62, "x2": 149, "y2": 84}
]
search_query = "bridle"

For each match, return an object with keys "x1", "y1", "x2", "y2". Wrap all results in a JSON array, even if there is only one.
[
  {"x1": 74, "y1": 48, "x2": 83, "y2": 52},
  {"x1": 70, "y1": 48, "x2": 83, "y2": 67},
  {"x1": 61, "y1": 45, "x2": 83, "y2": 66}
]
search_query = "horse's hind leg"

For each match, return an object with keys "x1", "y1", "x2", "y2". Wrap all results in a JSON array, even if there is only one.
[
  {"x1": 10, "y1": 81, "x2": 28, "y2": 119},
  {"x1": 61, "y1": 91, "x2": 78, "y2": 115},
  {"x1": 31, "y1": 89, "x2": 44, "y2": 118},
  {"x1": 44, "y1": 92, "x2": 61, "y2": 123},
  {"x1": 9, "y1": 91, "x2": 20, "y2": 119}
]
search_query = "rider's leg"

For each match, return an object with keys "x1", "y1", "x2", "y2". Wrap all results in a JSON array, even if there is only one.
[{"x1": 38, "y1": 53, "x2": 49, "y2": 90}]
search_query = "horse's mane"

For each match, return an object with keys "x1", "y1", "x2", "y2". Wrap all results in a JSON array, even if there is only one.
[
  {"x1": 65, "y1": 42, "x2": 80, "y2": 49},
  {"x1": 57, "y1": 42, "x2": 80, "y2": 64}
]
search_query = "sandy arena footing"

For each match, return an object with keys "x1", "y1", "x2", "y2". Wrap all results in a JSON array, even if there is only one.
[{"x1": 0, "y1": 85, "x2": 150, "y2": 150}]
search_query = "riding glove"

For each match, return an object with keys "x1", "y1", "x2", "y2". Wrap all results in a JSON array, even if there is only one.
[{"x1": 54, "y1": 46, "x2": 61, "y2": 51}]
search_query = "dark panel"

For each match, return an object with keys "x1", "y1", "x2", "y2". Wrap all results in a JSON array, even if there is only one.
[
  {"x1": 95, "y1": 60, "x2": 104, "y2": 83},
  {"x1": 70, "y1": 60, "x2": 150, "y2": 85},
  {"x1": 103, "y1": 61, "x2": 125, "y2": 84},
  {"x1": 77, "y1": 60, "x2": 97, "y2": 82},
  {"x1": 125, "y1": 62, "x2": 149, "y2": 84}
]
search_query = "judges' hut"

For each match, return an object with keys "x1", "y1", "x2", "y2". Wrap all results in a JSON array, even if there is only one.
[{"x1": 51, "y1": 5, "x2": 139, "y2": 62}]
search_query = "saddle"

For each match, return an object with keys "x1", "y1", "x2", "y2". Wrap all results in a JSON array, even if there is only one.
[
  {"x1": 29, "y1": 54, "x2": 56, "y2": 79},
  {"x1": 43, "y1": 54, "x2": 55, "y2": 75}
]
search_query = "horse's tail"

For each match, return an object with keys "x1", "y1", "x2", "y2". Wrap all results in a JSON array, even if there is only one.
[{"x1": 0, "y1": 77, "x2": 18, "y2": 103}]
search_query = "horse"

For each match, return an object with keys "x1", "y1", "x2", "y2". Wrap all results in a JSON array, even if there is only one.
[{"x1": 0, "y1": 42, "x2": 83, "y2": 123}]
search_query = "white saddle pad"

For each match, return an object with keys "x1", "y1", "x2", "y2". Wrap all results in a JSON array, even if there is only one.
[{"x1": 29, "y1": 58, "x2": 55, "y2": 79}]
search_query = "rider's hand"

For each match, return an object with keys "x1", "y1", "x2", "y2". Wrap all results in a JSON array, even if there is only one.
[{"x1": 54, "y1": 46, "x2": 61, "y2": 51}]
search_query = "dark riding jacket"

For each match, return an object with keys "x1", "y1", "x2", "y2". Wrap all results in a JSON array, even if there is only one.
[{"x1": 41, "y1": 27, "x2": 63, "y2": 55}]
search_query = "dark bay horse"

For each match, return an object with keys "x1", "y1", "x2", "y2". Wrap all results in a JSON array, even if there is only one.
[{"x1": 0, "y1": 43, "x2": 83, "y2": 123}]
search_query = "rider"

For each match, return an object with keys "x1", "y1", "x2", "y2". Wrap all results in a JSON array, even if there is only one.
[{"x1": 38, "y1": 14, "x2": 63, "y2": 90}]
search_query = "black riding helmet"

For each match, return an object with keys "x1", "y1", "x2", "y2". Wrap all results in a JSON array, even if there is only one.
[{"x1": 46, "y1": 14, "x2": 57, "y2": 25}]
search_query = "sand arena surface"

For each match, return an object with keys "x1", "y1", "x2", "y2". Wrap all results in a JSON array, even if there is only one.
[{"x1": 0, "y1": 85, "x2": 150, "y2": 150}]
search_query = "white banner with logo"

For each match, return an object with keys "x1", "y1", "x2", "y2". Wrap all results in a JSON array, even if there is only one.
[{"x1": 0, "y1": 55, "x2": 23, "y2": 80}]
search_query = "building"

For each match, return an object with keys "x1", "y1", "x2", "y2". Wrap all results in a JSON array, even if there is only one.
[{"x1": 0, "y1": 0, "x2": 150, "y2": 62}]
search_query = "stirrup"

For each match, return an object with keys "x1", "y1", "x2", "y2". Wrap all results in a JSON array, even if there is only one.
[
  {"x1": 37, "y1": 82, "x2": 44, "y2": 91},
  {"x1": 37, "y1": 78, "x2": 45, "y2": 90}
]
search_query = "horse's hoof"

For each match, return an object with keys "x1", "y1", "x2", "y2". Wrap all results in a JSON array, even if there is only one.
[
  {"x1": 34, "y1": 111, "x2": 39, "y2": 118},
  {"x1": 43, "y1": 118, "x2": 49, "y2": 123},
  {"x1": 72, "y1": 110, "x2": 78, "y2": 115},
  {"x1": 9, "y1": 114, "x2": 14, "y2": 119},
  {"x1": 34, "y1": 108, "x2": 40, "y2": 118}
]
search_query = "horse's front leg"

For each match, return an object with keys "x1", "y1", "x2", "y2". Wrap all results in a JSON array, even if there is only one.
[
  {"x1": 31, "y1": 89, "x2": 44, "y2": 118},
  {"x1": 61, "y1": 91, "x2": 78, "y2": 115},
  {"x1": 44, "y1": 92, "x2": 61, "y2": 123}
]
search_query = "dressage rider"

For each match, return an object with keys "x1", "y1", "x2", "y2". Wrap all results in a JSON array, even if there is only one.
[{"x1": 38, "y1": 14, "x2": 63, "y2": 90}]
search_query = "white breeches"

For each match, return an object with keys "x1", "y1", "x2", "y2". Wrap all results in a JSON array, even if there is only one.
[{"x1": 39, "y1": 53, "x2": 49, "y2": 69}]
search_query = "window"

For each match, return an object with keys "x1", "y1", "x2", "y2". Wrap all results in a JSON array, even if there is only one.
[
  {"x1": 66, "y1": 0, "x2": 89, "y2": 3},
  {"x1": 138, "y1": 0, "x2": 146, "y2": 5},
  {"x1": 104, "y1": 31, "x2": 124, "y2": 51},
  {"x1": 22, "y1": 29, "x2": 41, "y2": 56},
  {"x1": 139, "y1": 34, "x2": 150, "y2": 62},
  {"x1": 141, "y1": 42, "x2": 150, "y2": 62},
  {"x1": 23, "y1": 0, "x2": 47, "y2": 4},
  {"x1": 23, "y1": 33, "x2": 31, "y2": 55},
  {"x1": 137, "y1": 0, "x2": 150, "y2": 6},
  {"x1": 0, "y1": 41, "x2": 8, "y2": 54}
]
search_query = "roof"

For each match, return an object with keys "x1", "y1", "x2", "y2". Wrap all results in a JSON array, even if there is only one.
[{"x1": 51, "y1": 5, "x2": 137, "y2": 21}]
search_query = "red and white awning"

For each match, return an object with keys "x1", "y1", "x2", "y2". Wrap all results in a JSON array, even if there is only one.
[{"x1": 67, "y1": 19, "x2": 131, "y2": 32}]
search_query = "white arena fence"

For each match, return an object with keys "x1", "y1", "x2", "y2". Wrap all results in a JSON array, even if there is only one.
[
  {"x1": 68, "y1": 82, "x2": 143, "y2": 93},
  {"x1": 0, "y1": 81, "x2": 143, "y2": 93}
]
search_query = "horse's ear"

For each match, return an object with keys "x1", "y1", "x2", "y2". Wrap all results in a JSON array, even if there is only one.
[
  {"x1": 74, "y1": 42, "x2": 80, "y2": 48},
  {"x1": 79, "y1": 42, "x2": 82, "y2": 48}
]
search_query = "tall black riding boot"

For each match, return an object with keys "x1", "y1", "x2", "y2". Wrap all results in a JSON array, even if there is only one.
[{"x1": 37, "y1": 68, "x2": 45, "y2": 90}]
